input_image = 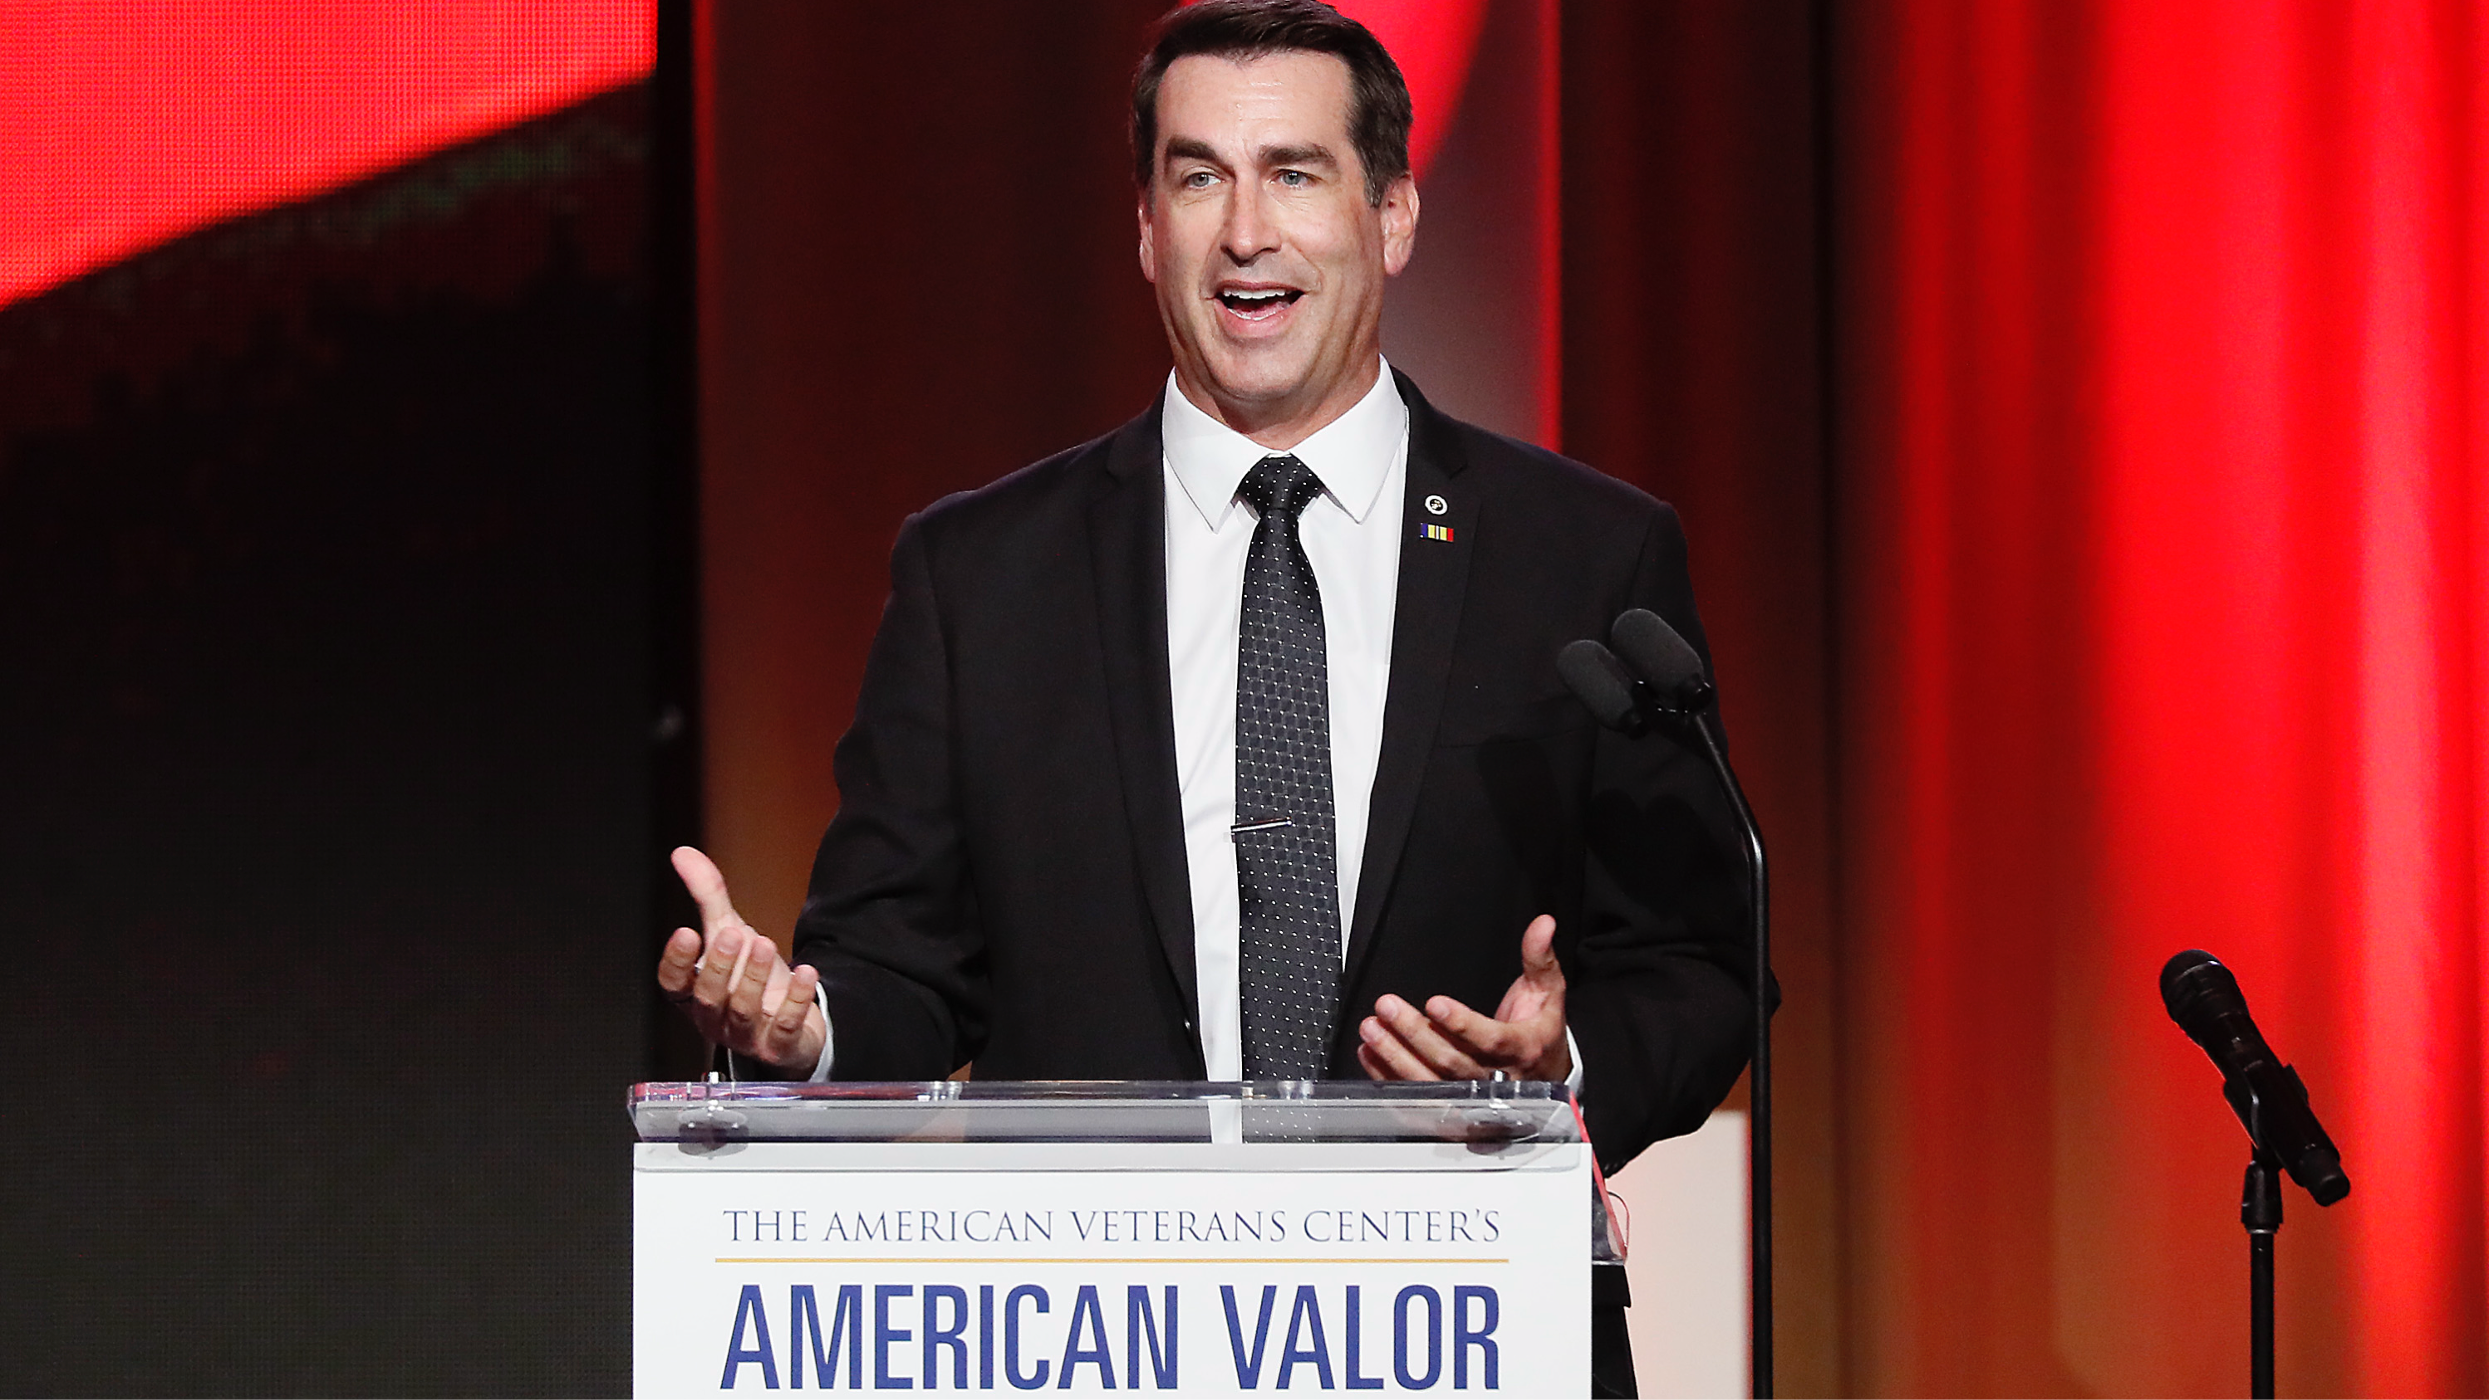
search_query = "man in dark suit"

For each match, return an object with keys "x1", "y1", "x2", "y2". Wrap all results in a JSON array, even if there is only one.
[{"x1": 656, "y1": 0, "x2": 1753, "y2": 1180}]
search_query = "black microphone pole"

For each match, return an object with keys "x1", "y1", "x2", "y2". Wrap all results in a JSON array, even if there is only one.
[
  {"x1": 2244, "y1": 1139, "x2": 2281, "y2": 1400},
  {"x1": 1562, "y1": 615, "x2": 1774, "y2": 1398},
  {"x1": 1687, "y1": 682, "x2": 1771, "y2": 1400}
]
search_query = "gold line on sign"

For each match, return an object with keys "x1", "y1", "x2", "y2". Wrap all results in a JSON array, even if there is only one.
[{"x1": 713, "y1": 1256, "x2": 1511, "y2": 1266}]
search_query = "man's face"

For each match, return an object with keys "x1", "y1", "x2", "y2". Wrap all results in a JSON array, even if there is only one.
[{"x1": 1138, "y1": 50, "x2": 1417, "y2": 443}]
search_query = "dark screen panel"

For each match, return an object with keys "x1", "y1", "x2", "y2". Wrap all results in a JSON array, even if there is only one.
[{"x1": 0, "y1": 87, "x2": 659, "y2": 1397}]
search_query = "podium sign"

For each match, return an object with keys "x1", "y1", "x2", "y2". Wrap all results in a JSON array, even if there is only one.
[{"x1": 633, "y1": 1083, "x2": 1591, "y2": 1396}]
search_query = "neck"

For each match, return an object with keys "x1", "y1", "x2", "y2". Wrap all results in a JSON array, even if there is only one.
[{"x1": 1174, "y1": 356, "x2": 1384, "y2": 451}]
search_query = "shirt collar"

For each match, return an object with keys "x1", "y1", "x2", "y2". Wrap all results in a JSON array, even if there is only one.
[{"x1": 1161, "y1": 357, "x2": 1408, "y2": 531}]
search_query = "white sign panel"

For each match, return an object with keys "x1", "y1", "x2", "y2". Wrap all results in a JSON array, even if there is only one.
[{"x1": 635, "y1": 1141, "x2": 1588, "y2": 1395}]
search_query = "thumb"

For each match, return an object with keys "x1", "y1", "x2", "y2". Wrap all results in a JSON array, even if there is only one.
[
  {"x1": 1494, "y1": 914, "x2": 1565, "y2": 1030},
  {"x1": 671, "y1": 845, "x2": 745, "y2": 937},
  {"x1": 1519, "y1": 914, "x2": 1560, "y2": 980}
]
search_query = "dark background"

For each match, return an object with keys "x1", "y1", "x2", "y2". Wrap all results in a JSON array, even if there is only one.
[{"x1": 0, "y1": 81, "x2": 680, "y2": 1399}]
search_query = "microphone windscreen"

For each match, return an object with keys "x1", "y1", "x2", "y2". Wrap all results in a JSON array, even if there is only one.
[
  {"x1": 1558, "y1": 639, "x2": 1645, "y2": 733},
  {"x1": 1612, "y1": 608, "x2": 1706, "y2": 699}
]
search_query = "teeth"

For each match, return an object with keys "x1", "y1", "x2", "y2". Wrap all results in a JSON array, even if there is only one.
[{"x1": 1228, "y1": 290, "x2": 1284, "y2": 302}]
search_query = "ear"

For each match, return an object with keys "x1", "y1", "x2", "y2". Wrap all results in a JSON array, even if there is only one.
[
  {"x1": 1379, "y1": 175, "x2": 1420, "y2": 276},
  {"x1": 1137, "y1": 194, "x2": 1160, "y2": 284}
]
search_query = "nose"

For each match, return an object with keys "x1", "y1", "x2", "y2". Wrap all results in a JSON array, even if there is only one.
[{"x1": 1220, "y1": 179, "x2": 1279, "y2": 265}]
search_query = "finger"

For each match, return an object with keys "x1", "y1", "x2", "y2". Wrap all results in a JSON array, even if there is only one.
[
  {"x1": 724, "y1": 934, "x2": 778, "y2": 1032},
  {"x1": 1424, "y1": 994, "x2": 1535, "y2": 1064},
  {"x1": 671, "y1": 845, "x2": 747, "y2": 939},
  {"x1": 1358, "y1": 1014, "x2": 1441, "y2": 1081},
  {"x1": 1518, "y1": 914, "x2": 1559, "y2": 976},
  {"x1": 656, "y1": 926, "x2": 703, "y2": 997},
  {"x1": 1495, "y1": 916, "x2": 1567, "y2": 1027},
  {"x1": 1356, "y1": 1038, "x2": 1394, "y2": 1081},
  {"x1": 758, "y1": 963, "x2": 820, "y2": 1066},
  {"x1": 692, "y1": 923, "x2": 745, "y2": 1006},
  {"x1": 1373, "y1": 994, "x2": 1489, "y2": 1079},
  {"x1": 757, "y1": 954, "x2": 792, "y2": 1019}
]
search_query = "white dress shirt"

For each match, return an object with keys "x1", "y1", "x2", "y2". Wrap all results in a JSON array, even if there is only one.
[
  {"x1": 1161, "y1": 359, "x2": 1408, "y2": 1080},
  {"x1": 810, "y1": 356, "x2": 1575, "y2": 1088}
]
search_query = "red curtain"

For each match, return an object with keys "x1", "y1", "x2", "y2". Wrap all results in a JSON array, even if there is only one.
[
  {"x1": 1836, "y1": 2, "x2": 2488, "y2": 1393},
  {"x1": 1561, "y1": 4, "x2": 1837, "y2": 1389}
]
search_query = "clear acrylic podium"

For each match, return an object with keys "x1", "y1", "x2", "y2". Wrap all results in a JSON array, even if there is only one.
[{"x1": 633, "y1": 1081, "x2": 1596, "y2": 1395}]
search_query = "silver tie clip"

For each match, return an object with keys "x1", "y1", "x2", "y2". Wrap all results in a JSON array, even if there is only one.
[{"x1": 1230, "y1": 816, "x2": 1295, "y2": 834}]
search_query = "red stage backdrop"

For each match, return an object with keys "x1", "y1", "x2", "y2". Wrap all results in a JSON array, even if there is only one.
[
  {"x1": 31, "y1": 0, "x2": 2486, "y2": 1391},
  {"x1": 1835, "y1": 1, "x2": 2487, "y2": 1393}
]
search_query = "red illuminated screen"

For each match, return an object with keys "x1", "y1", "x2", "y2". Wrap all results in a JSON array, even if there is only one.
[{"x1": 1, "y1": 0, "x2": 654, "y2": 307}]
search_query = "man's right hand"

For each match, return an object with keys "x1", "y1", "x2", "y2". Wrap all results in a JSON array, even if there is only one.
[{"x1": 656, "y1": 845, "x2": 826, "y2": 1074}]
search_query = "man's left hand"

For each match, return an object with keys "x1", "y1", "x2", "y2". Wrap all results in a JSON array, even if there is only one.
[{"x1": 1357, "y1": 914, "x2": 1571, "y2": 1082}]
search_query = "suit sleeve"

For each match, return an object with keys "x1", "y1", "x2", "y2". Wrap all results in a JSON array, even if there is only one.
[
  {"x1": 1567, "y1": 503, "x2": 1767, "y2": 1172},
  {"x1": 788, "y1": 515, "x2": 987, "y2": 1079}
]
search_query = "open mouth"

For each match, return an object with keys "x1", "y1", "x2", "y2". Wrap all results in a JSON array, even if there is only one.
[{"x1": 1217, "y1": 287, "x2": 1304, "y2": 321}]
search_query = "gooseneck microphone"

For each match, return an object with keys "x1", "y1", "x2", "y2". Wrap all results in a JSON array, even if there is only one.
[
  {"x1": 1560, "y1": 609, "x2": 1773, "y2": 1399},
  {"x1": 2160, "y1": 950, "x2": 2349, "y2": 1205}
]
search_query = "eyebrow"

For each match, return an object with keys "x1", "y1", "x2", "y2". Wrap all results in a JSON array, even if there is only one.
[
  {"x1": 1259, "y1": 143, "x2": 1338, "y2": 169},
  {"x1": 1164, "y1": 137, "x2": 1222, "y2": 167},
  {"x1": 1160, "y1": 138, "x2": 1341, "y2": 172}
]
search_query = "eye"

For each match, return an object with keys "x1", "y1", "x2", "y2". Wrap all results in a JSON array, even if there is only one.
[
  {"x1": 1276, "y1": 169, "x2": 1310, "y2": 188},
  {"x1": 1181, "y1": 169, "x2": 1217, "y2": 190}
]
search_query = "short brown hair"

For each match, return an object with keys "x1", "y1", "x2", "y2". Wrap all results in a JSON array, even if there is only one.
[{"x1": 1131, "y1": 0, "x2": 1414, "y2": 206}]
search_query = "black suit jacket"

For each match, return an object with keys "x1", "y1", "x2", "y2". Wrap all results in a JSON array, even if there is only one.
[{"x1": 793, "y1": 372, "x2": 1756, "y2": 1169}]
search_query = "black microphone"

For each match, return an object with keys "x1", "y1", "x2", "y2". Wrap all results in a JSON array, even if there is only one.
[
  {"x1": 1552, "y1": 606, "x2": 1720, "y2": 736},
  {"x1": 1610, "y1": 607, "x2": 1714, "y2": 712},
  {"x1": 1556, "y1": 639, "x2": 1650, "y2": 735},
  {"x1": 2161, "y1": 950, "x2": 2350, "y2": 1206}
]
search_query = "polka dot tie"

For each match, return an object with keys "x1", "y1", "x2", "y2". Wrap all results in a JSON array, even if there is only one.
[{"x1": 1234, "y1": 454, "x2": 1341, "y2": 1081}]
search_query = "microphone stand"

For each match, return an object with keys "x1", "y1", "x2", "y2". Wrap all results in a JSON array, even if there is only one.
[
  {"x1": 2161, "y1": 952, "x2": 2347, "y2": 1400},
  {"x1": 1678, "y1": 704, "x2": 1772, "y2": 1399},
  {"x1": 1560, "y1": 626, "x2": 1774, "y2": 1398},
  {"x1": 2238, "y1": 1084, "x2": 2281, "y2": 1400}
]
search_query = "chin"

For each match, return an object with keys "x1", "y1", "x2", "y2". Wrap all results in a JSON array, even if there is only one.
[{"x1": 1201, "y1": 350, "x2": 1319, "y2": 408}]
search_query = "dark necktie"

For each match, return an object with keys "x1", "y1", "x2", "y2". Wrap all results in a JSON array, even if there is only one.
[{"x1": 1234, "y1": 454, "x2": 1341, "y2": 1081}]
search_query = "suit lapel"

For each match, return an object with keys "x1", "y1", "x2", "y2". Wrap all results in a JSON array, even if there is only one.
[
  {"x1": 1086, "y1": 404, "x2": 1201, "y2": 1029},
  {"x1": 1343, "y1": 374, "x2": 1477, "y2": 992}
]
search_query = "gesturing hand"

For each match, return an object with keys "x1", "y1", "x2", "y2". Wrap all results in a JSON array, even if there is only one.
[
  {"x1": 1357, "y1": 914, "x2": 1571, "y2": 1083},
  {"x1": 654, "y1": 845, "x2": 826, "y2": 1074}
]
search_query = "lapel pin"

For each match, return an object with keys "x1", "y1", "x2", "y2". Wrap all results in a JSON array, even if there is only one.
[
  {"x1": 1419, "y1": 523, "x2": 1454, "y2": 543},
  {"x1": 1424, "y1": 494, "x2": 1449, "y2": 515}
]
